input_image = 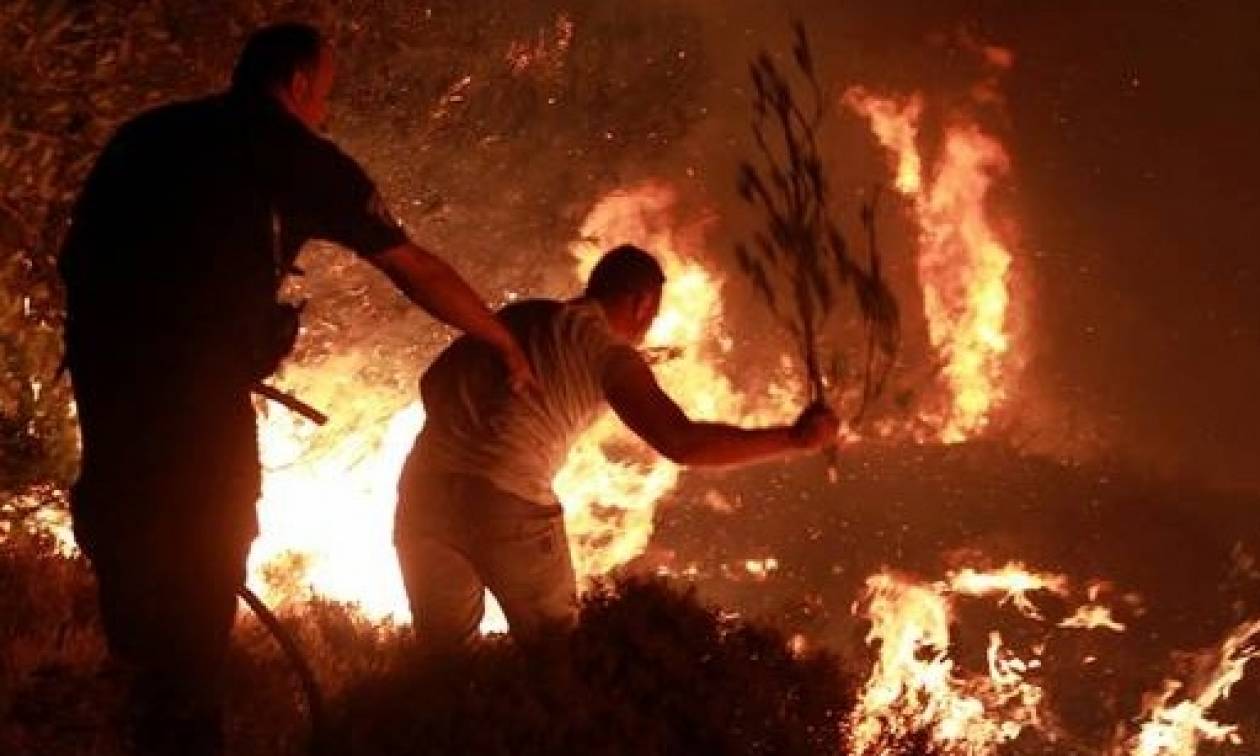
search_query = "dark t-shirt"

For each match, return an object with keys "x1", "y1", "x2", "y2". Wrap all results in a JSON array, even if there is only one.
[
  {"x1": 59, "y1": 92, "x2": 408, "y2": 529},
  {"x1": 60, "y1": 92, "x2": 407, "y2": 387}
]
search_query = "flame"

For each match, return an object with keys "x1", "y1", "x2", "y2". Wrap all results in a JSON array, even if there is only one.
[
  {"x1": 1124, "y1": 619, "x2": 1260, "y2": 756},
  {"x1": 849, "y1": 569, "x2": 1047, "y2": 753},
  {"x1": 845, "y1": 87, "x2": 1015, "y2": 443},
  {"x1": 249, "y1": 360, "x2": 420, "y2": 620},
  {"x1": 849, "y1": 563, "x2": 1123, "y2": 754},
  {"x1": 946, "y1": 563, "x2": 1068, "y2": 620}
]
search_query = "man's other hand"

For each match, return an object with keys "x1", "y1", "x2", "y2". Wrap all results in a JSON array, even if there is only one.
[{"x1": 789, "y1": 402, "x2": 840, "y2": 450}]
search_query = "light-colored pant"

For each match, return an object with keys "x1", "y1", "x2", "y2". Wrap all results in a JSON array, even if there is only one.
[{"x1": 394, "y1": 468, "x2": 577, "y2": 651}]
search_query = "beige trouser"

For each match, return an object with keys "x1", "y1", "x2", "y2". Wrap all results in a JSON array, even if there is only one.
[{"x1": 394, "y1": 469, "x2": 578, "y2": 651}]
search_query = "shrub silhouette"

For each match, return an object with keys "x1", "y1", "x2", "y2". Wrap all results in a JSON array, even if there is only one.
[{"x1": 336, "y1": 577, "x2": 849, "y2": 755}]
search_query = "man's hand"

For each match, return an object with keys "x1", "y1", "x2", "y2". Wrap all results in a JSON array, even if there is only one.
[
  {"x1": 498, "y1": 339, "x2": 538, "y2": 395},
  {"x1": 788, "y1": 402, "x2": 840, "y2": 450},
  {"x1": 371, "y1": 242, "x2": 537, "y2": 393}
]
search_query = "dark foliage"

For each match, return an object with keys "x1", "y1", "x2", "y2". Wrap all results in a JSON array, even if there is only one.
[
  {"x1": 337, "y1": 577, "x2": 849, "y2": 755},
  {"x1": 0, "y1": 529, "x2": 940, "y2": 755}
]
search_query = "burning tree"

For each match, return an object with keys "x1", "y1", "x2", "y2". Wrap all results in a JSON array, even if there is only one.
[{"x1": 734, "y1": 23, "x2": 901, "y2": 426}]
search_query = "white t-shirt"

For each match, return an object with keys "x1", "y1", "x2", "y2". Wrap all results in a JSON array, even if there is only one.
[{"x1": 413, "y1": 298, "x2": 640, "y2": 504}]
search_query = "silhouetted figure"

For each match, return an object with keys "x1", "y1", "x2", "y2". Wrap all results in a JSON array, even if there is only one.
[
  {"x1": 396, "y1": 245, "x2": 839, "y2": 650},
  {"x1": 59, "y1": 23, "x2": 532, "y2": 755}
]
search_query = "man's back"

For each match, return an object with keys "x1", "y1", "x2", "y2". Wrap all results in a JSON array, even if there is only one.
[
  {"x1": 416, "y1": 298, "x2": 638, "y2": 504},
  {"x1": 61, "y1": 95, "x2": 272, "y2": 340},
  {"x1": 60, "y1": 92, "x2": 405, "y2": 388},
  {"x1": 60, "y1": 89, "x2": 408, "y2": 525}
]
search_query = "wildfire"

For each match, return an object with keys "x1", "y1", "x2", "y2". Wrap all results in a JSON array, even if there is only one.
[
  {"x1": 249, "y1": 357, "x2": 421, "y2": 619},
  {"x1": 845, "y1": 80, "x2": 1015, "y2": 443}
]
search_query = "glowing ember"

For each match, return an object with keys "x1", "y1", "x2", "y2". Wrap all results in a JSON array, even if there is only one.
[
  {"x1": 1, "y1": 488, "x2": 76, "y2": 557},
  {"x1": 845, "y1": 81, "x2": 1015, "y2": 443},
  {"x1": 849, "y1": 563, "x2": 1120, "y2": 754},
  {"x1": 1059, "y1": 604, "x2": 1127, "y2": 633},
  {"x1": 1124, "y1": 619, "x2": 1260, "y2": 756},
  {"x1": 505, "y1": 13, "x2": 574, "y2": 75}
]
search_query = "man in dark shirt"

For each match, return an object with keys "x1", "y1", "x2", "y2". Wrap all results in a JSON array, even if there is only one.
[{"x1": 59, "y1": 23, "x2": 532, "y2": 755}]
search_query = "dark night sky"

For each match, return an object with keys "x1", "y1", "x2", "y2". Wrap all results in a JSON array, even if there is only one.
[
  {"x1": 989, "y1": 1, "x2": 1260, "y2": 492},
  {"x1": 675, "y1": 0, "x2": 1260, "y2": 492}
]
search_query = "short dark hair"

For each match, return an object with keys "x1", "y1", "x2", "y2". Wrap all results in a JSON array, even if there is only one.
[
  {"x1": 585, "y1": 244, "x2": 666, "y2": 301},
  {"x1": 231, "y1": 23, "x2": 325, "y2": 97}
]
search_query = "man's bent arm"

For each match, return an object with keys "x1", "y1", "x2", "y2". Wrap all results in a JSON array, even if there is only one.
[
  {"x1": 370, "y1": 242, "x2": 534, "y2": 390},
  {"x1": 603, "y1": 353, "x2": 809, "y2": 466}
]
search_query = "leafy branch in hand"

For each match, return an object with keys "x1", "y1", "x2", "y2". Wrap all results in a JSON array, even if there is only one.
[{"x1": 735, "y1": 22, "x2": 900, "y2": 422}]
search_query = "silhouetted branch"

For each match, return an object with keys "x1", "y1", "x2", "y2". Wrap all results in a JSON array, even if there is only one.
[{"x1": 736, "y1": 23, "x2": 900, "y2": 421}]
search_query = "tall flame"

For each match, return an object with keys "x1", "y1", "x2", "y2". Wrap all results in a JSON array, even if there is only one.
[{"x1": 845, "y1": 87, "x2": 1014, "y2": 443}]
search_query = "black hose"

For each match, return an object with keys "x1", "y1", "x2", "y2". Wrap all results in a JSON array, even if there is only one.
[{"x1": 237, "y1": 586, "x2": 331, "y2": 755}]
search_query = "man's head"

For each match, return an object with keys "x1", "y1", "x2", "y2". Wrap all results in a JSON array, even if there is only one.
[
  {"x1": 231, "y1": 23, "x2": 334, "y2": 130},
  {"x1": 585, "y1": 245, "x2": 665, "y2": 345}
]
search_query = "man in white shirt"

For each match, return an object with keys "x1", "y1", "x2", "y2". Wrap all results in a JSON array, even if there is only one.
[{"x1": 396, "y1": 245, "x2": 838, "y2": 650}]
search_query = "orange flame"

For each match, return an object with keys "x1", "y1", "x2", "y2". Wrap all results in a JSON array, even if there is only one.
[
  {"x1": 250, "y1": 361, "x2": 420, "y2": 620},
  {"x1": 850, "y1": 563, "x2": 1123, "y2": 753},
  {"x1": 849, "y1": 569, "x2": 1047, "y2": 752},
  {"x1": 1125, "y1": 619, "x2": 1260, "y2": 756},
  {"x1": 845, "y1": 87, "x2": 1014, "y2": 443}
]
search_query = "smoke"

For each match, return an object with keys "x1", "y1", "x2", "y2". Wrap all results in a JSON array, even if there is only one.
[{"x1": 309, "y1": 0, "x2": 1260, "y2": 491}]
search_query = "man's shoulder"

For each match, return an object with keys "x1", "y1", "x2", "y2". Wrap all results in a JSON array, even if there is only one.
[
  {"x1": 500, "y1": 298, "x2": 616, "y2": 343},
  {"x1": 114, "y1": 95, "x2": 225, "y2": 142},
  {"x1": 499, "y1": 298, "x2": 564, "y2": 325}
]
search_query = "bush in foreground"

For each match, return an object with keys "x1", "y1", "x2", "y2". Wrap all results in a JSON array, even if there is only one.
[
  {"x1": 336, "y1": 577, "x2": 848, "y2": 755},
  {"x1": 2, "y1": 531, "x2": 940, "y2": 755}
]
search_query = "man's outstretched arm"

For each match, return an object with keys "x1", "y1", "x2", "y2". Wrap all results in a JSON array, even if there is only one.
[
  {"x1": 603, "y1": 351, "x2": 837, "y2": 466},
  {"x1": 370, "y1": 242, "x2": 535, "y2": 391}
]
